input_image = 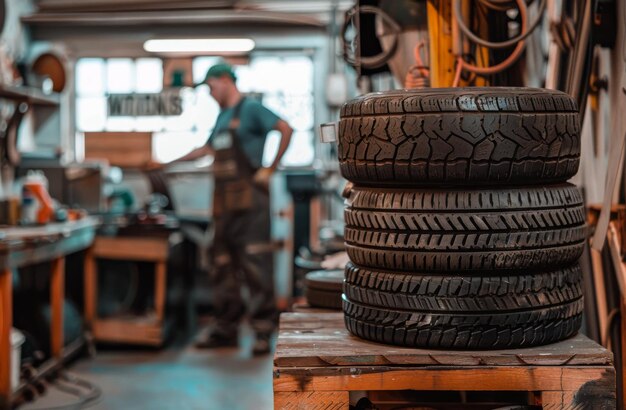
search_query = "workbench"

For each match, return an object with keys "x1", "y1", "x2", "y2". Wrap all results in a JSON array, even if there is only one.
[
  {"x1": 0, "y1": 218, "x2": 98, "y2": 409},
  {"x1": 274, "y1": 312, "x2": 616, "y2": 409}
]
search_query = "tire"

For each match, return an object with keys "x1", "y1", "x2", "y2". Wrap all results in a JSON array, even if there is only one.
[
  {"x1": 343, "y1": 262, "x2": 583, "y2": 312},
  {"x1": 343, "y1": 296, "x2": 583, "y2": 349},
  {"x1": 338, "y1": 87, "x2": 580, "y2": 186},
  {"x1": 304, "y1": 270, "x2": 344, "y2": 292},
  {"x1": 305, "y1": 288, "x2": 342, "y2": 310},
  {"x1": 344, "y1": 184, "x2": 586, "y2": 272},
  {"x1": 304, "y1": 270, "x2": 344, "y2": 309}
]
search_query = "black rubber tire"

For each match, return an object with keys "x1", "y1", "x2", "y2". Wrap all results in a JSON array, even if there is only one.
[
  {"x1": 305, "y1": 288, "x2": 342, "y2": 310},
  {"x1": 343, "y1": 296, "x2": 583, "y2": 349},
  {"x1": 343, "y1": 262, "x2": 583, "y2": 312},
  {"x1": 344, "y1": 184, "x2": 586, "y2": 272},
  {"x1": 338, "y1": 87, "x2": 580, "y2": 186},
  {"x1": 304, "y1": 270, "x2": 344, "y2": 292}
]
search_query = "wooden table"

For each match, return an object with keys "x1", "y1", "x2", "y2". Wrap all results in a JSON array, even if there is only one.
[
  {"x1": 274, "y1": 312, "x2": 616, "y2": 409},
  {"x1": 0, "y1": 218, "x2": 98, "y2": 409}
]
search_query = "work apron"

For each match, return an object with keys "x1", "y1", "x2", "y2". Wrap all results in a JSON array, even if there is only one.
[{"x1": 211, "y1": 98, "x2": 258, "y2": 216}]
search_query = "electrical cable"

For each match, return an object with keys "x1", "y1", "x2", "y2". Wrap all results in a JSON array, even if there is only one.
[
  {"x1": 404, "y1": 41, "x2": 430, "y2": 88},
  {"x1": 477, "y1": 0, "x2": 511, "y2": 12},
  {"x1": 341, "y1": 4, "x2": 401, "y2": 69},
  {"x1": 603, "y1": 308, "x2": 621, "y2": 350},
  {"x1": 452, "y1": 0, "x2": 528, "y2": 86},
  {"x1": 453, "y1": 0, "x2": 545, "y2": 49},
  {"x1": 26, "y1": 372, "x2": 102, "y2": 410}
]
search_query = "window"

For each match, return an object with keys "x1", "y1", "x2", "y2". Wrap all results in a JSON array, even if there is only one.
[{"x1": 75, "y1": 55, "x2": 316, "y2": 167}]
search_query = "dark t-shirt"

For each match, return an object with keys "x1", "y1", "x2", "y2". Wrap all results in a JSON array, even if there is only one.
[{"x1": 206, "y1": 98, "x2": 280, "y2": 169}]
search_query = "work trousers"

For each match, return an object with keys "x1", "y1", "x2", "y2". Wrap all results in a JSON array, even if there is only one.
[{"x1": 209, "y1": 187, "x2": 275, "y2": 338}]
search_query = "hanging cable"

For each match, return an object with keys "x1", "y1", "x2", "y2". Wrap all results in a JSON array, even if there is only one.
[
  {"x1": 404, "y1": 41, "x2": 430, "y2": 88},
  {"x1": 454, "y1": 0, "x2": 545, "y2": 49},
  {"x1": 452, "y1": 0, "x2": 529, "y2": 86},
  {"x1": 341, "y1": 5, "x2": 401, "y2": 70}
]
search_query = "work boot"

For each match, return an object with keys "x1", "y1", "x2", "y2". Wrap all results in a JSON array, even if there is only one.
[
  {"x1": 252, "y1": 334, "x2": 272, "y2": 356},
  {"x1": 194, "y1": 328, "x2": 238, "y2": 349}
]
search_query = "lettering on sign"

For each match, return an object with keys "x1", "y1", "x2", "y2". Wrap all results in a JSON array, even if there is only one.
[{"x1": 107, "y1": 89, "x2": 183, "y2": 117}]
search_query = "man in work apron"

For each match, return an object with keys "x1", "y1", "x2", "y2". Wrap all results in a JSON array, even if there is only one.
[
  {"x1": 158, "y1": 62, "x2": 293, "y2": 355},
  {"x1": 201, "y1": 98, "x2": 276, "y2": 353}
]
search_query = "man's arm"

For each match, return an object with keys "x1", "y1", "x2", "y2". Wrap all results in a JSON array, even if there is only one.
[
  {"x1": 169, "y1": 144, "x2": 215, "y2": 164},
  {"x1": 145, "y1": 144, "x2": 214, "y2": 170},
  {"x1": 253, "y1": 119, "x2": 293, "y2": 190},
  {"x1": 268, "y1": 119, "x2": 293, "y2": 170}
]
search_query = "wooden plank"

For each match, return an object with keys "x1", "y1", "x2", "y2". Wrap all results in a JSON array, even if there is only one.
[
  {"x1": 611, "y1": 221, "x2": 626, "y2": 404},
  {"x1": 541, "y1": 391, "x2": 581, "y2": 409},
  {"x1": 84, "y1": 132, "x2": 152, "y2": 168},
  {"x1": 291, "y1": 303, "x2": 340, "y2": 314},
  {"x1": 0, "y1": 85, "x2": 60, "y2": 106},
  {"x1": 154, "y1": 261, "x2": 166, "y2": 321},
  {"x1": 92, "y1": 236, "x2": 168, "y2": 261},
  {"x1": 274, "y1": 313, "x2": 613, "y2": 368},
  {"x1": 93, "y1": 317, "x2": 163, "y2": 346},
  {"x1": 273, "y1": 366, "x2": 614, "y2": 394},
  {"x1": 541, "y1": 385, "x2": 616, "y2": 409},
  {"x1": 427, "y1": 0, "x2": 455, "y2": 87},
  {"x1": 50, "y1": 257, "x2": 65, "y2": 358},
  {"x1": 0, "y1": 269, "x2": 12, "y2": 409},
  {"x1": 84, "y1": 247, "x2": 96, "y2": 325},
  {"x1": 607, "y1": 223, "x2": 626, "y2": 296},
  {"x1": 622, "y1": 294, "x2": 626, "y2": 405},
  {"x1": 590, "y1": 246, "x2": 609, "y2": 345},
  {"x1": 274, "y1": 391, "x2": 348, "y2": 410}
]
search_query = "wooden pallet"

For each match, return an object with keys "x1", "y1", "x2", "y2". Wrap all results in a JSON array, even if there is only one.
[{"x1": 274, "y1": 312, "x2": 616, "y2": 409}]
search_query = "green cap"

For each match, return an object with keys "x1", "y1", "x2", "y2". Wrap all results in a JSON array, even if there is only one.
[{"x1": 195, "y1": 63, "x2": 236, "y2": 86}]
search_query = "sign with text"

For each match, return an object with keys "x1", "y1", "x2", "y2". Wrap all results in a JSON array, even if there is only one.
[{"x1": 107, "y1": 89, "x2": 182, "y2": 117}]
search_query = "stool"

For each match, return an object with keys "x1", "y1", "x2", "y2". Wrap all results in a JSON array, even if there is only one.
[{"x1": 273, "y1": 312, "x2": 616, "y2": 409}]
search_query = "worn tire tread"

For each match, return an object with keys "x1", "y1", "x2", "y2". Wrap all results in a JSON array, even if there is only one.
[
  {"x1": 338, "y1": 88, "x2": 580, "y2": 185},
  {"x1": 343, "y1": 296, "x2": 583, "y2": 349},
  {"x1": 343, "y1": 262, "x2": 583, "y2": 312}
]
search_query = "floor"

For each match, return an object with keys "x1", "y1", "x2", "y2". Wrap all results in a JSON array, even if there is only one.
[{"x1": 20, "y1": 327, "x2": 275, "y2": 410}]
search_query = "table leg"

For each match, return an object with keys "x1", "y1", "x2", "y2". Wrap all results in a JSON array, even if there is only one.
[
  {"x1": 155, "y1": 261, "x2": 166, "y2": 322},
  {"x1": 84, "y1": 247, "x2": 96, "y2": 326},
  {"x1": 50, "y1": 257, "x2": 65, "y2": 358},
  {"x1": 0, "y1": 268, "x2": 13, "y2": 409}
]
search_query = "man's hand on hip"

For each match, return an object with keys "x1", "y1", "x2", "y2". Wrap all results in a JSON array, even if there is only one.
[{"x1": 253, "y1": 167, "x2": 274, "y2": 193}]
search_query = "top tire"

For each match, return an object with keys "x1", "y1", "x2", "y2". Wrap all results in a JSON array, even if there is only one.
[{"x1": 338, "y1": 87, "x2": 580, "y2": 186}]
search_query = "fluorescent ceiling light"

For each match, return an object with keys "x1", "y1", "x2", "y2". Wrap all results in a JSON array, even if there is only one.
[{"x1": 144, "y1": 38, "x2": 255, "y2": 53}]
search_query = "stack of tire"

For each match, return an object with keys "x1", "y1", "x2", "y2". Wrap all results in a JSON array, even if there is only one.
[
  {"x1": 305, "y1": 270, "x2": 344, "y2": 309},
  {"x1": 338, "y1": 88, "x2": 585, "y2": 349}
]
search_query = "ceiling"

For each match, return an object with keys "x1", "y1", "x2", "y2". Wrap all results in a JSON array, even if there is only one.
[{"x1": 25, "y1": 0, "x2": 353, "y2": 26}]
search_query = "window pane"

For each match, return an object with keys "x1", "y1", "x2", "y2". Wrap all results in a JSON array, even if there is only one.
[
  {"x1": 107, "y1": 58, "x2": 134, "y2": 93},
  {"x1": 136, "y1": 116, "x2": 165, "y2": 131},
  {"x1": 153, "y1": 131, "x2": 208, "y2": 163},
  {"x1": 283, "y1": 57, "x2": 313, "y2": 93},
  {"x1": 135, "y1": 58, "x2": 163, "y2": 93},
  {"x1": 263, "y1": 130, "x2": 314, "y2": 168},
  {"x1": 161, "y1": 87, "x2": 198, "y2": 131},
  {"x1": 76, "y1": 97, "x2": 106, "y2": 131},
  {"x1": 246, "y1": 57, "x2": 282, "y2": 93},
  {"x1": 192, "y1": 57, "x2": 221, "y2": 84},
  {"x1": 189, "y1": 87, "x2": 220, "y2": 132},
  {"x1": 76, "y1": 58, "x2": 105, "y2": 96},
  {"x1": 105, "y1": 116, "x2": 136, "y2": 131}
]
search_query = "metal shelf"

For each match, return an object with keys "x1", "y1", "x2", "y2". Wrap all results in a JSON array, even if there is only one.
[{"x1": 0, "y1": 85, "x2": 60, "y2": 107}]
